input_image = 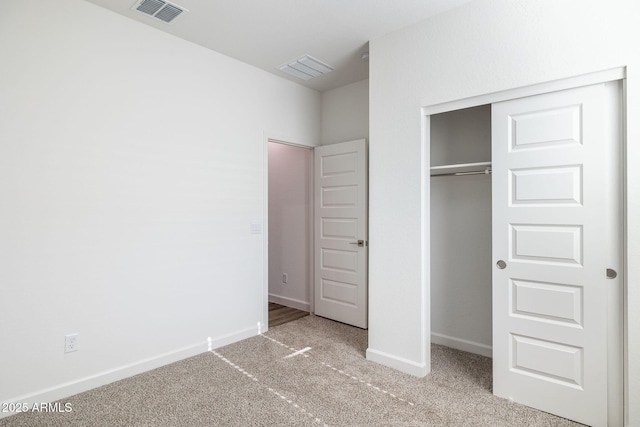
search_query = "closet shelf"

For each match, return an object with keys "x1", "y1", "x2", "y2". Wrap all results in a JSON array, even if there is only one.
[{"x1": 430, "y1": 161, "x2": 492, "y2": 177}]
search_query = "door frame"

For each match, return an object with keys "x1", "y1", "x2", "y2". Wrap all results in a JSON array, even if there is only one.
[
  {"x1": 421, "y1": 67, "x2": 627, "y2": 422},
  {"x1": 262, "y1": 135, "x2": 315, "y2": 333}
]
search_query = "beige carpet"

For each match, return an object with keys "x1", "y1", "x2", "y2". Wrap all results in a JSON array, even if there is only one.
[{"x1": 1, "y1": 315, "x2": 583, "y2": 426}]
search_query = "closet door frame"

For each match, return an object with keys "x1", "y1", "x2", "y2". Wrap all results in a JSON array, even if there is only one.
[{"x1": 421, "y1": 67, "x2": 627, "y2": 423}]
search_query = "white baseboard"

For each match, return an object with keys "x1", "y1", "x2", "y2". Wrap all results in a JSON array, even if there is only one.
[
  {"x1": 366, "y1": 348, "x2": 429, "y2": 377},
  {"x1": 431, "y1": 332, "x2": 492, "y2": 358},
  {"x1": 268, "y1": 294, "x2": 310, "y2": 312},
  {"x1": 211, "y1": 325, "x2": 258, "y2": 350},
  {"x1": 365, "y1": 335, "x2": 492, "y2": 380},
  {"x1": 0, "y1": 326, "x2": 258, "y2": 420}
]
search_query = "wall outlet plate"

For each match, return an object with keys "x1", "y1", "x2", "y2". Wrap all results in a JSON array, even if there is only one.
[{"x1": 65, "y1": 334, "x2": 78, "y2": 353}]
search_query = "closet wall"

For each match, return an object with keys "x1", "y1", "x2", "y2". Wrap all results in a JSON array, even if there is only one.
[{"x1": 430, "y1": 105, "x2": 493, "y2": 356}]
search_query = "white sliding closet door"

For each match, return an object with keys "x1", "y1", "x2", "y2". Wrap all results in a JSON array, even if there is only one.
[{"x1": 492, "y1": 83, "x2": 621, "y2": 427}]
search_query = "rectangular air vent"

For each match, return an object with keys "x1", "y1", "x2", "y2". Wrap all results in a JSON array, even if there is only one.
[
  {"x1": 132, "y1": 0, "x2": 187, "y2": 24},
  {"x1": 279, "y1": 55, "x2": 334, "y2": 81}
]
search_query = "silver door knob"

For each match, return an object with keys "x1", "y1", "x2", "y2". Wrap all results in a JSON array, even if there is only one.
[
  {"x1": 496, "y1": 260, "x2": 507, "y2": 269},
  {"x1": 606, "y1": 268, "x2": 617, "y2": 279},
  {"x1": 349, "y1": 240, "x2": 365, "y2": 247}
]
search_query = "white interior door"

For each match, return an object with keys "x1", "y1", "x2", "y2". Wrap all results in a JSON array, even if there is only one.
[
  {"x1": 314, "y1": 139, "x2": 367, "y2": 328},
  {"x1": 492, "y1": 83, "x2": 622, "y2": 427}
]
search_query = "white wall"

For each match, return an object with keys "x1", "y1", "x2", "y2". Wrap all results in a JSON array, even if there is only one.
[
  {"x1": 430, "y1": 106, "x2": 492, "y2": 356},
  {"x1": 321, "y1": 79, "x2": 369, "y2": 145},
  {"x1": 0, "y1": 0, "x2": 320, "y2": 412},
  {"x1": 367, "y1": 0, "x2": 640, "y2": 423},
  {"x1": 268, "y1": 142, "x2": 312, "y2": 311}
]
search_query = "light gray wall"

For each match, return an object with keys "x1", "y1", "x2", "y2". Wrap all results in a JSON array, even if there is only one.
[
  {"x1": 368, "y1": 0, "x2": 640, "y2": 422},
  {"x1": 430, "y1": 106, "x2": 491, "y2": 166},
  {"x1": 321, "y1": 79, "x2": 369, "y2": 145},
  {"x1": 268, "y1": 142, "x2": 312, "y2": 311},
  {"x1": 430, "y1": 106, "x2": 492, "y2": 354},
  {"x1": 0, "y1": 0, "x2": 320, "y2": 411}
]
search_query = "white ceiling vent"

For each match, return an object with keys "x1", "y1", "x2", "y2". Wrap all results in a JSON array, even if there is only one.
[
  {"x1": 278, "y1": 55, "x2": 334, "y2": 81},
  {"x1": 132, "y1": 0, "x2": 187, "y2": 24}
]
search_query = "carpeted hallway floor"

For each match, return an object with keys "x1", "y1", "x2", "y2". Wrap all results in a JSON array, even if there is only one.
[{"x1": 1, "y1": 315, "x2": 583, "y2": 426}]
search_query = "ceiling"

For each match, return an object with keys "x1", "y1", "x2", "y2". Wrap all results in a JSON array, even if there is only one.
[{"x1": 85, "y1": 0, "x2": 473, "y2": 92}]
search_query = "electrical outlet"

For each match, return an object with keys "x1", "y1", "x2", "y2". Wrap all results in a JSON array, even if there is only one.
[
  {"x1": 65, "y1": 334, "x2": 79, "y2": 353},
  {"x1": 282, "y1": 273, "x2": 288, "y2": 284}
]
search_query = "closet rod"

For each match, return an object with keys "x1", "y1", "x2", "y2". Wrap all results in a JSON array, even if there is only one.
[{"x1": 431, "y1": 169, "x2": 492, "y2": 177}]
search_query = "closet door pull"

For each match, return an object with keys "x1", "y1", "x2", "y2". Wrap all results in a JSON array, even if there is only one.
[
  {"x1": 606, "y1": 268, "x2": 617, "y2": 279},
  {"x1": 496, "y1": 260, "x2": 507, "y2": 269}
]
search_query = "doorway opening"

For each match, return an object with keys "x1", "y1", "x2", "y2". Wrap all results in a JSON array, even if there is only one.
[
  {"x1": 264, "y1": 138, "x2": 369, "y2": 332},
  {"x1": 266, "y1": 140, "x2": 314, "y2": 329}
]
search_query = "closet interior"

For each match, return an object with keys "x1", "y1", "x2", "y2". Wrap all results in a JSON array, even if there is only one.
[{"x1": 430, "y1": 104, "x2": 493, "y2": 358}]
